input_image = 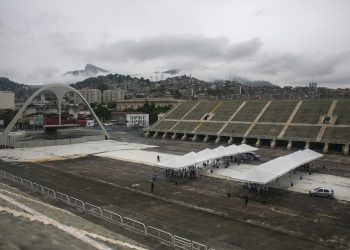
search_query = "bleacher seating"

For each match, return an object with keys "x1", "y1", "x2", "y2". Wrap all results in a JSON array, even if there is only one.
[
  {"x1": 232, "y1": 101, "x2": 267, "y2": 122},
  {"x1": 211, "y1": 102, "x2": 242, "y2": 121},
  {"x1": 146, "y1": 99, "x2": 350, "y2": 152},
  {"x1": 167, "y1": 102, "x2": 195, "y2": 119},
  {"x1": 184, "y1": 102, "x2": 218, "y2": 120},
  {"x1": 292, "y1": 100, "x2": 332, "y2": 124}
]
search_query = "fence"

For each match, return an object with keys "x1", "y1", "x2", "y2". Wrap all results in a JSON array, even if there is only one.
[{"x1": 0, "y1": 170, "x2": 212, "y2": 250}]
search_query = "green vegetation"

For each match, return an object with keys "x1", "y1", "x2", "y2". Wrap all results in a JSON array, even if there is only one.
[
  {"x1": 333, "y1": 100, "x2": 350, "y2": 125},
  {"x1": 154, "y1": 121, "x2": 177, "y2": 130},
  {"x1": 284, "y1": 125, "x2": 321, "y2": 139},
  {"x1": 232, "y1": 101, "x2": 267, "y2": 122},
  {"x1": 184, "y1": 102, "x2": 218, "y2": 120},
  {"x1": 292, "y1": 100, "x2": 332, "y2": 124},
  {"x1": 93, "y1": 104, "x2": 110, "y2": 122},
  {"x1": 172, "y1": 122, "x2": 199, "y2": 132},
  {"x1": 196, "y1": 122, "x2": 225, "y2": 134},
  {"x1": 222, "y1": 123, "x2": 250, "y2": 135},
  {"x1": 259, "y1": 101, "x2": 298, "y2": 123},
  {"x1": 249, "y1": 124, "x2": 283, "y2": 137},
  {"x1": 211, "y1": 102, "x2": 242, "y2": 121},
  {"x1": 167, "y1": 102, "x2": 195, "y2": 119}
]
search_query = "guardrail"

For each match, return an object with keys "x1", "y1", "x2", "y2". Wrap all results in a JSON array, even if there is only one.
[{"x1": 0, "y1": 170, "x2": 212, "y2": 250}]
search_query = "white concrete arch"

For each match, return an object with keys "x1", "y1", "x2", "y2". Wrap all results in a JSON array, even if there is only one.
[{"x1": 3, "y1": 83, "x2": 110, "y2": 139}]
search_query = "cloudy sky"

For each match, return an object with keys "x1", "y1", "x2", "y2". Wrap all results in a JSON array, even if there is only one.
[{"x1": 0, "y1": 0, "x2": 349, "y2": 87}]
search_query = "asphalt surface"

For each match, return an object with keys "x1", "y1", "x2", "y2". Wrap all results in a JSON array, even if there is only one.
[{"x1": 0, "y1": 131, "x2": 349, "y2": 249}]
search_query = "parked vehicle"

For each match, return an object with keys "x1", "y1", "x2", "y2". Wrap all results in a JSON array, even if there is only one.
[{"x1": 309, "y1": 187, "x2": 335, "y2": 199}]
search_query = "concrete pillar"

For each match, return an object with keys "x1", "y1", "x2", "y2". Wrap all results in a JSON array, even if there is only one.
[
  {"x1": 153, "y1": 131, "x2": 158, "y2": 138},
  {"x1": 144, "y1": 131, "x2": 150, "y2": 137},
  {"x1": 171, "y1": 133, "x2": 177, "y2": 140},
  {"x1": 191, "y1": 134, "x2": 198, "y2": 142},
  {"x1": 270, "y1": 139, "x2": 276, "y2": 149},
  {"x1": 241, "y1": 137, "x2": 246, "y2": 144},
  {"x1": 343, "y1": 143, "x2": 349, "y2": 155},
  {"x1": 162, "y1": 132, "x2": 167, "y2": 139},
  {"x1": 287, "y1": 140, "x2": 293, "y2": 150},
  {"x1": 305, "y1": 141, "x2": 310, "y2": 149},
  {"x1": 255, "y1": 138, "x2": 261, "y2": 147},
  {"x1": 181, "y1": 133, "x2": 187, "y2": 141},
  {"x1": 215, "y1": 136, "x2": 221, "y2": 144},
  {"x1": 323, "y1": 142, "x2": 329, "y2": 153},
  {"x1": 227, "y1": 136, "x2": 233, "y2": 144},
  {"x1": 203, "y1": 135, "x2": 209, "y2": 143}
]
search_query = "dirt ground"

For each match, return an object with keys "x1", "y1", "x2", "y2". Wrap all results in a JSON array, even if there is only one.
[{"x1": 0, "y1": 131, "x2": 350, "y2": 250}]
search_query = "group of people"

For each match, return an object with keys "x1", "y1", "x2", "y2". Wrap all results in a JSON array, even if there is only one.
[{"x1": 164, "y1": 166, "x2": 201, "y2": 179}]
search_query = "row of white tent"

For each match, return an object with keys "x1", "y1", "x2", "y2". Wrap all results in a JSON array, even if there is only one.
[
  {"x1": 157, "y1": 144, "x2": 258, "y2": 170},
  {"x1": 233, "y1": 149, "x2": 323, "y2": 185}
]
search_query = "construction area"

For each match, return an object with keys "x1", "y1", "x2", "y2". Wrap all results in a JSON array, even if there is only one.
[{"x1": 1, "y1": 131, "x2": 350, "y2": 249}]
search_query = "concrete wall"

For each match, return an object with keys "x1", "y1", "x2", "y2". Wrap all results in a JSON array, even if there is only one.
[{"x1": 13, "y1": 134, "x2": 105, "y2": 148}]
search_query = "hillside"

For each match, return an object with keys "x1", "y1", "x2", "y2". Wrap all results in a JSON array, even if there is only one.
[{"x1": 0, "y1": 77, "x2": 37, "y2": 102}]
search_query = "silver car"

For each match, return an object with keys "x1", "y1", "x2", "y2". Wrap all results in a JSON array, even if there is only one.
[{"x1": 309, "y1": 187, "x2": 335, "y2": 199}]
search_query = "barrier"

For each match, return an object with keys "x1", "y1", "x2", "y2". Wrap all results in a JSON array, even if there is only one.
[
  {"x1": 5, "y1": 172, "x2": 14, "y2": 181},
  {"x1": 123, "y1": 217, "x2": 147, "y2": 235},
  {"x1": 32, "y1": 182, "x2": 44, "y2": 194},
  {"x1": 56, "y1": 192, "x2": 70, "y2": 205},
  {"x1": 192, "y1": 241, "x2": 208, "y2": 250},
  {"x1": 22, "y1": 179, "x2": 33, "y2": 190},
  {"x1": 85, "y1": 202, "x2": 102, "y2": 216},
  {"x1": 102, "y1": 209, "x2": 123, "y2": 225},
  {"x1": 13, "y1": 176, "x2": 23, "y2": 185},
  {"x1": 0, "y1": 170, "x2": 212, "y2": 249},
  {"x1": 43, "y1": 186, "x2": 56, "y2": 199},
  {"x1": 147, "y1": 226, "x2": 174, "y2": 246},
  {"x1": 69, "y1": 196, "x2": 85, "y2": 210},
  {"x1": 174, "y1": 235, "x2": 192, "y2": 250}
]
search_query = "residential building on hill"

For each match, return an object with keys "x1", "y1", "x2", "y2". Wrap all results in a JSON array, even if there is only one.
[{"x1": 0, "y1": 91, "x2": 15, "y2": 110}]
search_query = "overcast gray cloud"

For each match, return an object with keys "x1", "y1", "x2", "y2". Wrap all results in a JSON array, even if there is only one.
[
  {"x1": 0, "y1": 0, "x2": 349, "y2": 87},
  {"x1": 73, "y1": 36, "x2": 263, "y2": 62}
]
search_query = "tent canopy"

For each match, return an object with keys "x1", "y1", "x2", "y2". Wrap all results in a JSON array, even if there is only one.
[
  {"x1": 233, "y1": 149, "x2": 323, "y2": 185},
  {"x1": 157, "y1": 144, "x2": 257, "y2": 170}
]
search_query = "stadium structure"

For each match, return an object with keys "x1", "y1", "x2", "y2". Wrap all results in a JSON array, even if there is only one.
[
  {"x1": 0, "y1": 84, "x2": 109, "y2": 148},
  {"x1": 144, "y1": 99, "x2": 350, "y2": 154}
]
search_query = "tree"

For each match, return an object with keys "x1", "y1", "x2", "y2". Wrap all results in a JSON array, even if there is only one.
[{"x1": 93, "y1": 104, "x2": 110, "y2": 122}]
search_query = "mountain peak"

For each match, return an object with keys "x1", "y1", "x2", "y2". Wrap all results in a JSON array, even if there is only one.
[{"x1": 63, "y1": 64, "x2": 108, "y2": 78}]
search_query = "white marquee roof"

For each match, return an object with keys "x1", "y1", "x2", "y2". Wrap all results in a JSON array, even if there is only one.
[
  {"x1": 233, "y1": 149, "x2": 323, "y2": 185},
  {"x1": 157, "y1": 144, "x2": 257, "y2": 170}
]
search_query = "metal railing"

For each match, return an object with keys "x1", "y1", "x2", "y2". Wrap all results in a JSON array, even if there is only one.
[{"x1": 0, "y1": 170, "x2": 212, "y2": 250}]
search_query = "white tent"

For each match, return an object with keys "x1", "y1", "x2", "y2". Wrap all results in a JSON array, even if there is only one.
[
  {"x1": 156, "y1": 144, "x2": 258, "y2": 170},
  {"x1": 233, "y1": 149, "x2": 323, "y2": 184}
]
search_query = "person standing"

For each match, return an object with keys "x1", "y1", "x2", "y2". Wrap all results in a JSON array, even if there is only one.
[
  {"x1": 157, "y1": 155, "x2": 160, "y2": 162},
  {"x1": 244, "y1": 194, "x2": 248, "y2": 206},
  {"x1": 151, "y1": 181, "x2": 154, "y2": 192}
]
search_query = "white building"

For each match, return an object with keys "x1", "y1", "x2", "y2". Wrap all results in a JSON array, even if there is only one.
[
  {"x1": 0, "y1": 91, "x2": 15, "y2": 110},
  {"x1": 75, "y1": 89, "x2": 102, "y2": 104},
  {"x1": 102, "y1": 89, "x2": 124, "y2": 103},
  {"x1": 126, "y1": 113, "x2": 149, "y2": 127},
  {"x1": 110, "y1": 112, "x2": 149, "y2": 127}
]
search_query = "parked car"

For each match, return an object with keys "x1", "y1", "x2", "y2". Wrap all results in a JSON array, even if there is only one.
[{"x1": 309, "y1": 187, "x2": 335, "y2": 199}]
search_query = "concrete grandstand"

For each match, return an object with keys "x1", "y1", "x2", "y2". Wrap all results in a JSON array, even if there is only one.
[{"x1": 145, "y1": 99, "x2": 350, "y2": 154}]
